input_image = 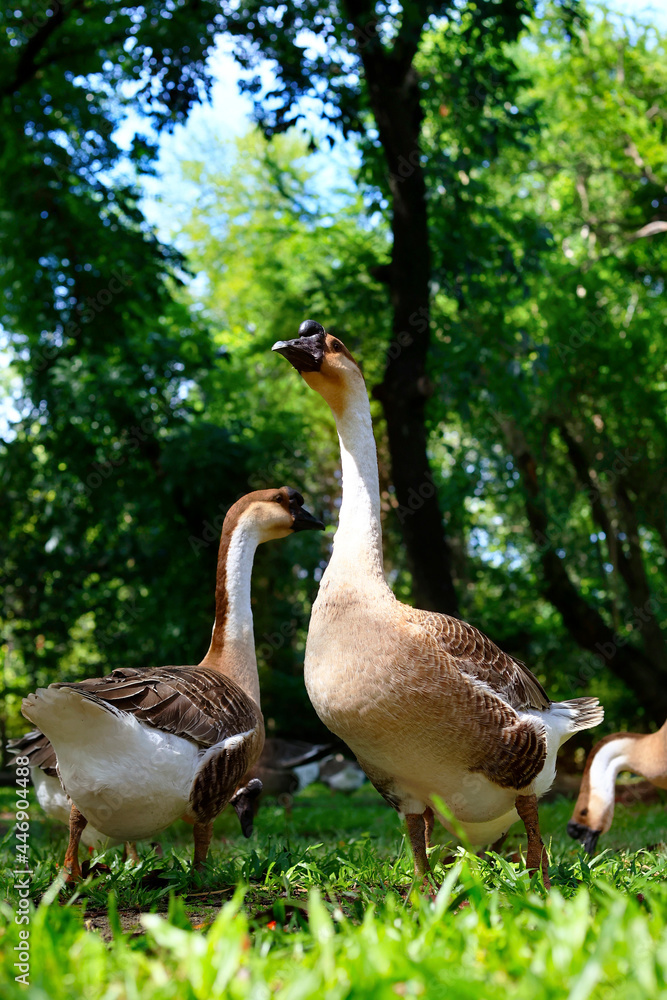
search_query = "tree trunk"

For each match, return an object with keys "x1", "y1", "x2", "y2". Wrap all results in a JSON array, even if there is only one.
[
  {"x1": 557, "y1": 421, "x2": 667, "y2": 676},
  {"x1": 347, "y1": 2, "x2": 459, "y2": 614},
  {"x1": 502, "y1": 417, "x2": 667, "y2": 723}
]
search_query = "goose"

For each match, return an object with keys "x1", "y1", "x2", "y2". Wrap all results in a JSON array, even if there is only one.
[
  {"x1": 247, "y1": 743, "x2": 366, "y2": 804},
  {"x1": 272, "y1": 321, "x2": 604, "y2": 887},
  {"x1": 567, "y1": 721, "x2": 667, "y2": 854},
  {"x1": 7, "y1": 728, "x2": 262, "y2": 855},
  {"x1": 317, "y1": 753, "x2": 367, "y2": 793},
  {"x1": 19, "y1": 487, "x2": 323, "y2": 879}
]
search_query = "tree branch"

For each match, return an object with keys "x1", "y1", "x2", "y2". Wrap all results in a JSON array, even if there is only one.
[
  {"x1": 630, "y1": 220, "x2": 667, "y2": 240},
  {"x1": 2, "y1": 1, "x2": 86, "y2": 97}
]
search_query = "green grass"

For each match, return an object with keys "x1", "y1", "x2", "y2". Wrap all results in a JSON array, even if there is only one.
[{"x1": 1, "y1": 784, "x2": 666, "y2": 998}]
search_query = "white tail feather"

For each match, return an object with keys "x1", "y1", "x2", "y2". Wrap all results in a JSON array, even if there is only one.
[
  {"x1": 22, "y1": 687, "x2": 118, "y2": 745},
  {"x1": 551, "y1": 696, "x2": 604, "y2": 734},
  {"x1": 22, "y1": 686, "x2": 200, "y2": 841}
]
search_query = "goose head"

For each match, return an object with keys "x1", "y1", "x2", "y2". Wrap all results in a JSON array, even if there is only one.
[
  {"x1": 566, "y1": 816, "x2": 602, "y2": 856},
  {"x1": 230, "y1": 777, "x2": 263, "y2": 838},
  {"x1": 229, "y1": 487, "x2": 324, "y2": 541},
  {"x1": 272, "y1": 320, "x2": 364, "y2": 416}
]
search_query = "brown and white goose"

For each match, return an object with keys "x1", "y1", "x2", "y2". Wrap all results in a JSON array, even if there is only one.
[
  {"x1": 568, "y1": 720, "x2": 667, "y2": 854},
  {"x1": 273, "y1": 322, "x2": 604, "y2": 886},
  {"x1": 7, "y1": 729, "x2": 262, "y2": 854},
  {"x1": 20, "y1": 488, "x2": 323, "y2": 879}
]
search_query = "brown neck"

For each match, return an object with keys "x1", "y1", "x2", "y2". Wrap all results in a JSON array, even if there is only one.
[
  {"x1": 203, "y1": 526, "x2": 232, "y2": 666},
  {"x1": 628, "y1": 726, "x2": 667, "y2": 785}
]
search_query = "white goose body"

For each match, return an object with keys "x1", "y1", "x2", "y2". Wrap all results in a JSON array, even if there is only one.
[
  {"x1": 23, "y1": 686, "x2": 251, "y2": 842},
  {"x1": 274, "y1": 323, "x2": 603, "y2": 877},
  {"x1": 31, "y1": 767, "x2": 110, "y2": 849},
  {"x1": 9, "y1": 728, "x2": 113, "y2": 847}
]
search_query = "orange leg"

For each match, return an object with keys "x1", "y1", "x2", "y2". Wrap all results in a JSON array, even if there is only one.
[
  {"x1": 122, "y1": 842, "x2": 140, "y2": 865},
  {"x1": 63, "y1": 804, "x2": 88, "y2": 882},
  {"x1": 423, "y1": 806, "x2": 435, "y2": 851},
  {"x1": 515, "y1": 793, "x2": 550, "y2": 889},
  {"x1": 405, "y1": 812, "x2": 430, "y2": 880},
  {"x1": 192, "y1": 821, "x2": 213, "y2": 873}
]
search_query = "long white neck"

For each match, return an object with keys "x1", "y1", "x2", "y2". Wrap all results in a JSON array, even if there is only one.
[
  {"x1": 608, "y1": 729, "x2": 667, "y2": 786},
  {"x1": 200, "y1": 522, "x2": 262, "y2": 707},
  {"x1": 588, "y1": 737, "x2": 638, "y2": 813},
  {"x1": 326, "y1": 378, "x2": 388, "y2": 591},
  {"x1": 585, "y1": 731, "x2": 667, "y2": 828}
]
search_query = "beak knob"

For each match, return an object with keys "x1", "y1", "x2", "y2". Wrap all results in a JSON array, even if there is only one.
[{"x1": 298, "y1": 320, "x2": 325, "y2": 338}]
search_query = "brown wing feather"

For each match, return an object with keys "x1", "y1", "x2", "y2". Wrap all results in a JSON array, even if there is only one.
[
  {"x1": 7, "y1": 729, "x2": 58, "y2": 777},
  {"x1": 463, "y1": 684, "x2": 547, "y2": 789},
  {"x1": 190, "y1": 737, "x2": 259, "y2": 823},
  {"x1": 408, "y1": 610, "x2": 550, "y2": 712},
  {"x1": 52, "y1": 666, "x2": 260, "y2": 748},
  {"x1": 398, "y1": 610, "x2": 549, "y2": 789}
]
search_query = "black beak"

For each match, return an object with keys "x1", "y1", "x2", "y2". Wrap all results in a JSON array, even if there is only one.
[
  {"x1": 567, "y1": 820, "x2": 601, "y2": 855},
  {"x1": 230, "y1": 777, "x2": 262, "y2": 839},
  {"x1": 272, "y1": 321, "x2": 326, "y2": 373},
  {"x1": 566, "y1": 820, "x2": 583, "y2": 841},
  {"x1": 286, "y1": 487, "x2": 325, "y2": 532},
  {"x1": 292, "y1": 506, "x2": 325, "y2": 532},
  {"x1": 272, "y1": 334, "x2": 324, "y2": 373}
]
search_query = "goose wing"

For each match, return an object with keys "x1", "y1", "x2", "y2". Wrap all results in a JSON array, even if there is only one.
[
  {"x1": 407, "y1": 610, "x2": 549, "y2": 789},
  {"x1": 410, "y1": 610, "x2": 550, "y2": 711},
  {"x1": 262, "y1": 738, "x2": 333, "y2": 768},
  {"x1": 52, "y1": 666, "x2": 260, "y2": 748},
  {"x1": 7, "y1": 729, "x2": 58, "y2": 777}
]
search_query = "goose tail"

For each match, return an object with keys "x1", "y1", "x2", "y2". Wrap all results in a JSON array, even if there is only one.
[
  {"x1": 7, "y1": 728, "x2": 46, "y2": 756},
  {"x1": 21, "y1": 686, "x2": 117, "y2": 745},
  {"x1": 550, "y1": 696, "x2": 604, "y2": 736}
]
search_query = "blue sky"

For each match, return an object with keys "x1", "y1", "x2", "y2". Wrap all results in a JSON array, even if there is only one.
[
  {"x1": 136, "y1": 33, "x2": 359, "y2": 236},
  {"x1": 139, "y1": 0, "x2": 667, "y2": 233}
]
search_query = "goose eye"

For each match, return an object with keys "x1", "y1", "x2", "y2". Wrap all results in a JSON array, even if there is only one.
[
  {"x1": 273, "y1": 495, "x2": 283, "y2": 503},
  {"x1": 331, "y1": 340, "x2": 343, "y2": 352}
]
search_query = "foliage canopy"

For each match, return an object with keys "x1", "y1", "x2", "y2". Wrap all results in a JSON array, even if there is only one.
[{"x1": 1, "y1": 3, "x2": 666, "y2": 749}]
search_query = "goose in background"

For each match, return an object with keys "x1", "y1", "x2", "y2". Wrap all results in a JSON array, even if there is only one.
[
  {"x1": 568, "y1": 721, "x2": 667, "y2": 854},
  {"x1": 19, "y1": 488, "x2": 323, "y2": 879},
  {"x1": 238, "y1": 741, "x2": 366, "y2": 821},
  {"x1": 273, "y1": 322, "x2": 603, "y2": 887},
  {"x1": 251, "y1": 739, "x2": 366, "y2": 796},
  {"x1": 316, "y1": 753, "x2": 367, "y2": 793},
  {"x1": 239, "y1": 737, "x2": 332, "y2": 815}
]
